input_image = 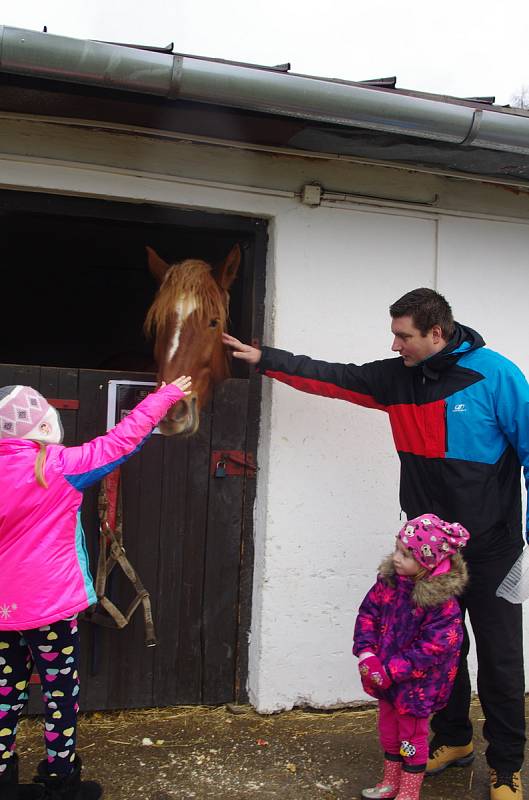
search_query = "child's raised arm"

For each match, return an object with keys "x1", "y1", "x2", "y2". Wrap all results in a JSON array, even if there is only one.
[{"x1": 56, "y1": 378, "x2": 191, "y2": 489}]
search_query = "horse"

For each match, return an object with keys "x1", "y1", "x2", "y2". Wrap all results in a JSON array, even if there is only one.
[{"x1": 144, "y1": 244, "x2": 241, "y2": 436}]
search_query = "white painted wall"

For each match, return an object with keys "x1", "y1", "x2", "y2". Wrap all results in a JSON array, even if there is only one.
[
  {"x1": 250, "y1": 205, "x2": 437, "y2": 710},
  {"x1": 251, "y1": 205, "x2": 529, "y2": 712},
  {"x1": 1, "y1": 131, "x2": 528, "y2": 713}
]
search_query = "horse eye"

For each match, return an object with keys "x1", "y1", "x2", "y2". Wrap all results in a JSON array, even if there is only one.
[{"x1": 209, "y1": 319, "x2": 219, "y2": 328}]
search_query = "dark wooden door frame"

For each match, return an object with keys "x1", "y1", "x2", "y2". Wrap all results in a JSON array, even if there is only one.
[
  {"x1": 0, "y1": 188, "x2": 268, "y2": 704},
  {"x1": 0, "y1": 187, "x2": 267, "y2": 237}
]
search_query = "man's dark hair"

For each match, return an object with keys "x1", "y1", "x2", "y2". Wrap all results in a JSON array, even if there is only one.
[{"x1": 389, "y1": 288, "x2": 455, "y2": 340}]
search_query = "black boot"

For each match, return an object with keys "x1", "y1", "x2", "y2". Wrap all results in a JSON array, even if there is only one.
[
  {"x1": 0, "y1": 754, "x2": 44, "y2": 800},
  {"x1": 34, "y1": 756, "x2": 102, "y2": 800}
]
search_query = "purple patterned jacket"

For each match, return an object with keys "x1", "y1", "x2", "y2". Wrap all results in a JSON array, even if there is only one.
[{"x1": 353, "y1": 552, "x2": 468, "y2": 717}]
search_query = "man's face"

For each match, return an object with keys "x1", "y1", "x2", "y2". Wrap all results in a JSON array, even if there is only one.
[{"x1": 390, "y1": 315, "x2": 443, "y2": 367}]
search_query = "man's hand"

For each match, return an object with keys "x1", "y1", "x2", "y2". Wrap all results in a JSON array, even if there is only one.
[{"x1": 222, "y1": 333, "x2": 262, "y2": 365}]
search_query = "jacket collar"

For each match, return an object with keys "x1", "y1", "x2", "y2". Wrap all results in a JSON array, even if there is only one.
[
  {"x1": 416, "y1": 322, "x2": 485, "y2": 381},
  {"x1": 0, "y1": 438, "x2": 40, "y2": 454},
  {"x1": 378, "y1": 550, "x2": 468, "y2": 607}
]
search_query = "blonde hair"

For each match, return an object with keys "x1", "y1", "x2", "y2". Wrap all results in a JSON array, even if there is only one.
[
  {"x1": 413, "y1": 566, "x2": 429, "y2": 582},
  {"x1": 34, "y1": 443, "x2": 48, "y2": 488},
  {"x1": 400, "y1": 540, "x2": 429, "y2": 581}
]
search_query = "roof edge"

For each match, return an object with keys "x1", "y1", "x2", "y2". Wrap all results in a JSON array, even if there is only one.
[{"x1": 1, "y1": 25, "x2": 528, "y2": 155}]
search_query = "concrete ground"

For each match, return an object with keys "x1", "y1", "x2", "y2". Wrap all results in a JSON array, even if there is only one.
[{"x1": 16, "y1": 697, "x2": 527, "y2": 799}]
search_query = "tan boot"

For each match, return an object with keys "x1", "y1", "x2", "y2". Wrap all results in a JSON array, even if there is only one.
[
  {"x1": 426, "y1": 743, "x2": 474, "y2": 775},
  {"x1": 490, "y1": 770, "x2": 523, "y2": 799}
]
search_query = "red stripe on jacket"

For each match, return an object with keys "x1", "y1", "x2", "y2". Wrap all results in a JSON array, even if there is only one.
[
  {"x1": 388, "y1": 400, "x2": 446, "y2": 458},
  {"x1": 266, "y1": 370, "x2": 447, "y2": 458},
  {"x1": 265, "y1": 371, "x2": 387, "y2": 410}
]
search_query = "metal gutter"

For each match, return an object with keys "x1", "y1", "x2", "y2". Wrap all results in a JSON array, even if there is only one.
[{"x1": 1, "y1": 26, "x2": 529, "y2": 155}]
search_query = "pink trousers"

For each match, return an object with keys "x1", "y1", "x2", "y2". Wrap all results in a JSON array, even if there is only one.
[{"x1": 378, "y1": 699, "x2": 429, "y2": 766}]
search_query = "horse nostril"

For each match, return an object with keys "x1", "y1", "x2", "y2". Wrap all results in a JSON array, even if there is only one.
[
  {"x1": 164, "y1": 398, "x2": 187, "y2": 422},
  {"x1": 179, "y1": 400, "x2": 191, "y2": 419}
]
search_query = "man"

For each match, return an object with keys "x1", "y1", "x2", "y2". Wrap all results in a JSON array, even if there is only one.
[{"x1": 223, "y1": 287, "x2": 529, "y2": 800}]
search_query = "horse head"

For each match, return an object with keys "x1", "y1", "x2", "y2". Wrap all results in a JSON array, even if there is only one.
[{"x1": 144, "y1": 245, "x2": 241, "y2": 436}]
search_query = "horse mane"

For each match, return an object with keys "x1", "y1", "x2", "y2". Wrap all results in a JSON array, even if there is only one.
[{"x1": 144, "y1": 259, "x2": 228, "y2": 336}]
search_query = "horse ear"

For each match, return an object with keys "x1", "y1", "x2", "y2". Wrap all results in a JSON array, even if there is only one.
[
  {"x1": 146, "y1": 246, "x2": 171, "y2": 284},
  {"x1": 215, "y1": 244, "x2": 241, "y2": 291}
]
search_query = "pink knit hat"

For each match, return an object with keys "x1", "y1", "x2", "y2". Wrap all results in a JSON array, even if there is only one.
[
  {"x1": 398, "y1": 513, "x2": 470, "y2": 572},
  {"x1": 0, "y1": 385, "x2": 63, "y2": 444}
]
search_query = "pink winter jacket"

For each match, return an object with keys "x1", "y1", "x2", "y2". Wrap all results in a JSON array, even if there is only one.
[{"x1": 0, "y1": 383, "x2": 184, "y2": 631}]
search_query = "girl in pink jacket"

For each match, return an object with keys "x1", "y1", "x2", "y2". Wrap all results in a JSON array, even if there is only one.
[
  {"x1": 0, "y1": 378, "x2": 190, "y2": 800},
  {"x1": 353, "y1": 514, "x2": 470, "y2": 800}
]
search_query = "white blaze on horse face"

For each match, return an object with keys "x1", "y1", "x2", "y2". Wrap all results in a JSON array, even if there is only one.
[{"x1": 166, "y1": 296, "x2": 198, "y2": 364}]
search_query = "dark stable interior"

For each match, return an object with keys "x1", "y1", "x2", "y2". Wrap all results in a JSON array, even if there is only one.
[{"x1": 0, "y1": 208, "x2": 248, "y2": 372}]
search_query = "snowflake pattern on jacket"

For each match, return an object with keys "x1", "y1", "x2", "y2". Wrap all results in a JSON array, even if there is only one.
[{"x1": 353, "y1": 551, "x2": 468, "y2": 718}]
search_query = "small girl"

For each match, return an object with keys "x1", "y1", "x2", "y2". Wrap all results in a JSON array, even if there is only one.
[
  {"x1": 353, "y1": 513, "x2": 470, "y2": 800},
  {"x1": 0, "y1": 377, "x2": 191, "y2": 800}
]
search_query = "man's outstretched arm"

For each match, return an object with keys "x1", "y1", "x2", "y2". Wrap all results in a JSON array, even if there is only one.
[{"x1": 222, "y1": 333, "x2": 389, "y2": 410}]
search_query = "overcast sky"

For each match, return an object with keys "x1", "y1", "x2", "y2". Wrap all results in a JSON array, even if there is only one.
[{"x1": 2, "y1": 0, "x2": 528, "y2": 106}]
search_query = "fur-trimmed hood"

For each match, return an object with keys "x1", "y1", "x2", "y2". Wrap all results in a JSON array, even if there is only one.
[{"x1": 378, "y1": 550, "x2": 468, "y2": 608}]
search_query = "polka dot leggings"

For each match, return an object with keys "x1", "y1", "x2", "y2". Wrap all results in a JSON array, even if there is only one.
[{"x1": 0, "y1": 617, "x2": 80, "y2": 777}]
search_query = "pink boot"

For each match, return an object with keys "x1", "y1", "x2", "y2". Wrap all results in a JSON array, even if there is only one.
[
  {"x1": 395, "y1": 769, "x2": 424, "y2": 800},
  {"x1": 361, "y1": 758, "x2": 402, "y2": 799}
]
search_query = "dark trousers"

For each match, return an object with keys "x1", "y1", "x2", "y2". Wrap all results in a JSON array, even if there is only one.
[
  {"x1": 0, "y1": 618, "x2": 80, "y2": 777},
  {"x1": 431, "y1": 551, "x2": 526, "y2": 773}
]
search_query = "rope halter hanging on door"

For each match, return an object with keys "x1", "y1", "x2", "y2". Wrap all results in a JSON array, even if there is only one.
[{"x1": 81, "y1": 466, "x2": 157, "y2": 647}]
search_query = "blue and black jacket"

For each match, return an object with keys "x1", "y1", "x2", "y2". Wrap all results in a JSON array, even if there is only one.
[{"x1": 259, "y1": 324, "x2": 529, "y2": 562}]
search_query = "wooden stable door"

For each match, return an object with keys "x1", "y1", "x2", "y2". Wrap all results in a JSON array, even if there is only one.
[{"x1": 0, "y1": 364, "x2": 257, "y2": 710}]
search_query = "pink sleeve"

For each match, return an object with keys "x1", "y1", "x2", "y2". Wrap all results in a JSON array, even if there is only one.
[{"x1": 58, "y1": 384, "x2": 185, "y2": 481}]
